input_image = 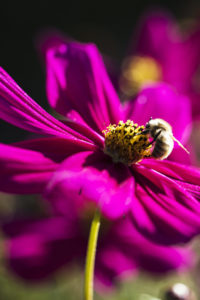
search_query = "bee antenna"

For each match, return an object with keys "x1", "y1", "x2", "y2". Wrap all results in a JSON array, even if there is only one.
[{"x1": 172, "y1": 136, "x2": 190, "y2": 154}]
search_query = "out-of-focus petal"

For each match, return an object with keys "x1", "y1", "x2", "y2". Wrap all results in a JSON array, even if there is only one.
[
  {"x1": 125, "y1": 83, "x2": 192, "y2": 143},
  {"x1": 135, "y1": 11, "x2": 179, "y2": 60},
  {"x1": 95, "y1": 214, "x2": 192, "y2": 288},
  {"x1": 0, "y1": 67, "x2": 94, "y2": 143},
  {"x1": 95, "y1": 244, "x2": 137, "y2": 288},
  {"x1": 45, "y1": 151, "x2": 134, "y2": 220},
  {"x1": 131, "y1": 163, "x2": 200, "y2": 245},
  {"x1": 0, "y1": 143, "x2": 57, "y2": 194},
  {"x1": 43, "y1": 40, "x2": 122, "y2": 132},
  {"x1": 3, "y1": 217, "x2": 85, "y2": 281},
  {"x1": 37, "y1": 30, "x2": 70, "y2": 62},
  {"x1": 134, "y1": 11, "x2": 200, "y2": 120},
  {"x1": 161, "y1": 28, "x2": 200, "y2": 93},
  {"x1": 109, "y1": 216, "x2": 192, "y2": 273}
]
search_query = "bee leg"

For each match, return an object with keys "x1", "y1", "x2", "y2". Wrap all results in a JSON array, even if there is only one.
[
  {"x1": 135, "y1": 129, "x2": 149, "y2": 136},
  {"x1": 147, "y1": 129, "x2": 162, "y2": 146}
]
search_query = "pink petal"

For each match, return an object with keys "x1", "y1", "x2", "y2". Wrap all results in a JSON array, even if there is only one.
[
  {"x1": 96, "y1": 214, "x2": 192, "y2": 288},
  {"x1": 45, "y1": 151, "x2": 134, "y2": 220},
  {"x1": 3, "y1": 217, "x2": 85, "y2": 281},
  {"x1": 0, "y1": 143, "x2": 57, "y2": 193},
  {"x1": 95, "y1": 244, "x2": 137, "y2": 288},
  {"x1": 135, "y1": 10, "x2": 179, "y2": 63},
  {"x1": 131, "y1": 163, "x2": 200, "y2": 244},
  {"x1": 44, "y1": 40, "x2": 123, "y2": 132},
  {"x1": 142, "y1": 159, "x2": 200, "y2": 202},
  {"x1": 162, "y1": 29, "x2": 200, "y2": 93},
  {"x1": 0, "y1": 67, "x2": 94, "y2": 143},
  {"x1": 109, "y1": 216, "x2": 192, "y2": 273},
  {"x1": 142, "y1": 159, "x2": 200, "y2": 185},
  {"x1": 14, "y1": 136, "x2": 98, "y2": 162},
  {"x1": 125, "y1": 83, "x2": 192, "y2": 143}
]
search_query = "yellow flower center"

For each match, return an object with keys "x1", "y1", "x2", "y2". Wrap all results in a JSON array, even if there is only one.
[
  {"x1": 120, "y1": 56, "x2": 162, "y2": 97},
  {"x1": 103, "y1": 120, "x2": 152, "y2": 165}
]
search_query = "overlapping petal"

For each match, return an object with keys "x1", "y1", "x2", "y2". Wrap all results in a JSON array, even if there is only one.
[
  {"x1": 95, "y1": 244, "x2": 137, "y2": 288},
  {"x1": 43, "y1": 40, "x2": 123, "y2": 132},
  {"x1": 142, "y1": 159, "x2": 200, "y2": 201},
  {"x1": 0, "y1": 67, "x2": 97, "y2": 144},
  {"x1": 45, "y1": 151, "x2": 134, "y2": 220},
  {"x1": 132, "y1": 162, "x2": 200, "y2": 244},
  {"x1": 105, "y1": 217, "x2": 192, "y2": 274},
  {"x1": 0, "y1": 143, "x2": 57, "y2": 194},
  {"x1": 14, "y1": 136, "x2": 98, "y2": 162},
  {"x1": 3, "y1": 217, "x2": 85, "y2": 280},
  {"x1": 125, "y1": 83, "x2": 192, "y2": 143},
  {"x1": 2, "y1": 214, "x2": 192, "y2": 286}
]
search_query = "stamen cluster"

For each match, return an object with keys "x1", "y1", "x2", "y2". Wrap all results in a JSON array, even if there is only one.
[{"x1": 103, "y1": 120, "x2": 152, "y2": 165}]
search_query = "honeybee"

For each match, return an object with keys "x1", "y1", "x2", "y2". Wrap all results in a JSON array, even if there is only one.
[{"x1": 141, "y1": 118, "x2": 189, "y2": 160}]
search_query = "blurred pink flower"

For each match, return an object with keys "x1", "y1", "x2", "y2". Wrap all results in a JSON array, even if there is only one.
[
  {"x1": 0, "y1": 38, "x2": 200, "y2": 285},
  {"x1": 121, "y1": 10, "x2": 200, "y2": 120}
]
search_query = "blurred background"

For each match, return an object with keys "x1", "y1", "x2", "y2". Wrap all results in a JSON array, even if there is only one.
[{"x1": 1, "y1": 0, "x2": 200, "y2": 299}]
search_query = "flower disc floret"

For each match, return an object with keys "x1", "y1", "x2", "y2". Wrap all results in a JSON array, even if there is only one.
[{"x1": 103, "y1": 120, "x2": 152, "y2": 165}]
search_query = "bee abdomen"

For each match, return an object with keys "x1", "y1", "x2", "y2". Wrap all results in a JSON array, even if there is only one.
[
  {"x1": 152, "y1": 141, "x2": 168, "y2": 158},
  {"x1": 151, "y1": 133, "x2": 174, "y2": 160}
]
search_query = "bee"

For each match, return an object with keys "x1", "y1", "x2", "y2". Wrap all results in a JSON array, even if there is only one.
[{"x1": 140, "y1": 118, "x2": 189, "y2": 160}]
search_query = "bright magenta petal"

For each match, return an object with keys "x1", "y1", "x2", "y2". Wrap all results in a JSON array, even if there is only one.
[
  {"x1": 125, "y1": 83, "x2": 192, "y2": 143},
  {"x1": 0, "y1": 143, "x2": 57, "y2": 193},
  {"x1": 132, "y1": 163, "x2": 200, "y2": 245},
  {"x1": 142, "y1": 159, "x2": 200, "y2": 185},
  {"x1": 45, "y1": 151, "x2": 134, "y2": 220},
  {"x1": 14, "y1": 136, "x2": 98, "y2": 162},
  {"x1": 109, "y1": 216, "x2": 192, "y2": 273},
  {"x1": 0, "y1": 67, "x2": 94, "y2": 142},
  {"x1": 44, "y1": 41, "x2": 123, "y2": 132}
]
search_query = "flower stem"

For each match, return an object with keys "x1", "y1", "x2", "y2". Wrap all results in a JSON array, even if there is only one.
[{"x1": 84, "y1": 209, "x2": 101, "y2": 300}]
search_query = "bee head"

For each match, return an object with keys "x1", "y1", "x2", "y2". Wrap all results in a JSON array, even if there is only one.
[{"x1": 145, "y1": 117, "x2": 154, "y2": 131}]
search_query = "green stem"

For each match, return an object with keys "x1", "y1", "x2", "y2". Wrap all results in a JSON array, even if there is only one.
[{"x1": 84, "y1": 209, "x2": 101, "y2": 300}]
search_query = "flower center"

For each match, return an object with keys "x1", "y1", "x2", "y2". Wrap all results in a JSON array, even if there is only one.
[
  {"x1": 103, "y1": 120, "x2": 152, "y2": 165},
  {"x1": 120, "y1": 56, "x2": 162, "y2": 97}
]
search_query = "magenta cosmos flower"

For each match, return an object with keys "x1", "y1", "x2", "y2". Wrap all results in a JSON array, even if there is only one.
[
  {"x1": 120, "y1": 10, "x2": 200, "y2": 120},
  {"x1": 0, "y1": 38, "x2": 200, "y2": 285}
]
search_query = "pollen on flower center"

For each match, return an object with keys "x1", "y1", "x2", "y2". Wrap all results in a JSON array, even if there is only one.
[{"x1": 103, "y1": 120, "x2": 152, "y2": 165}]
